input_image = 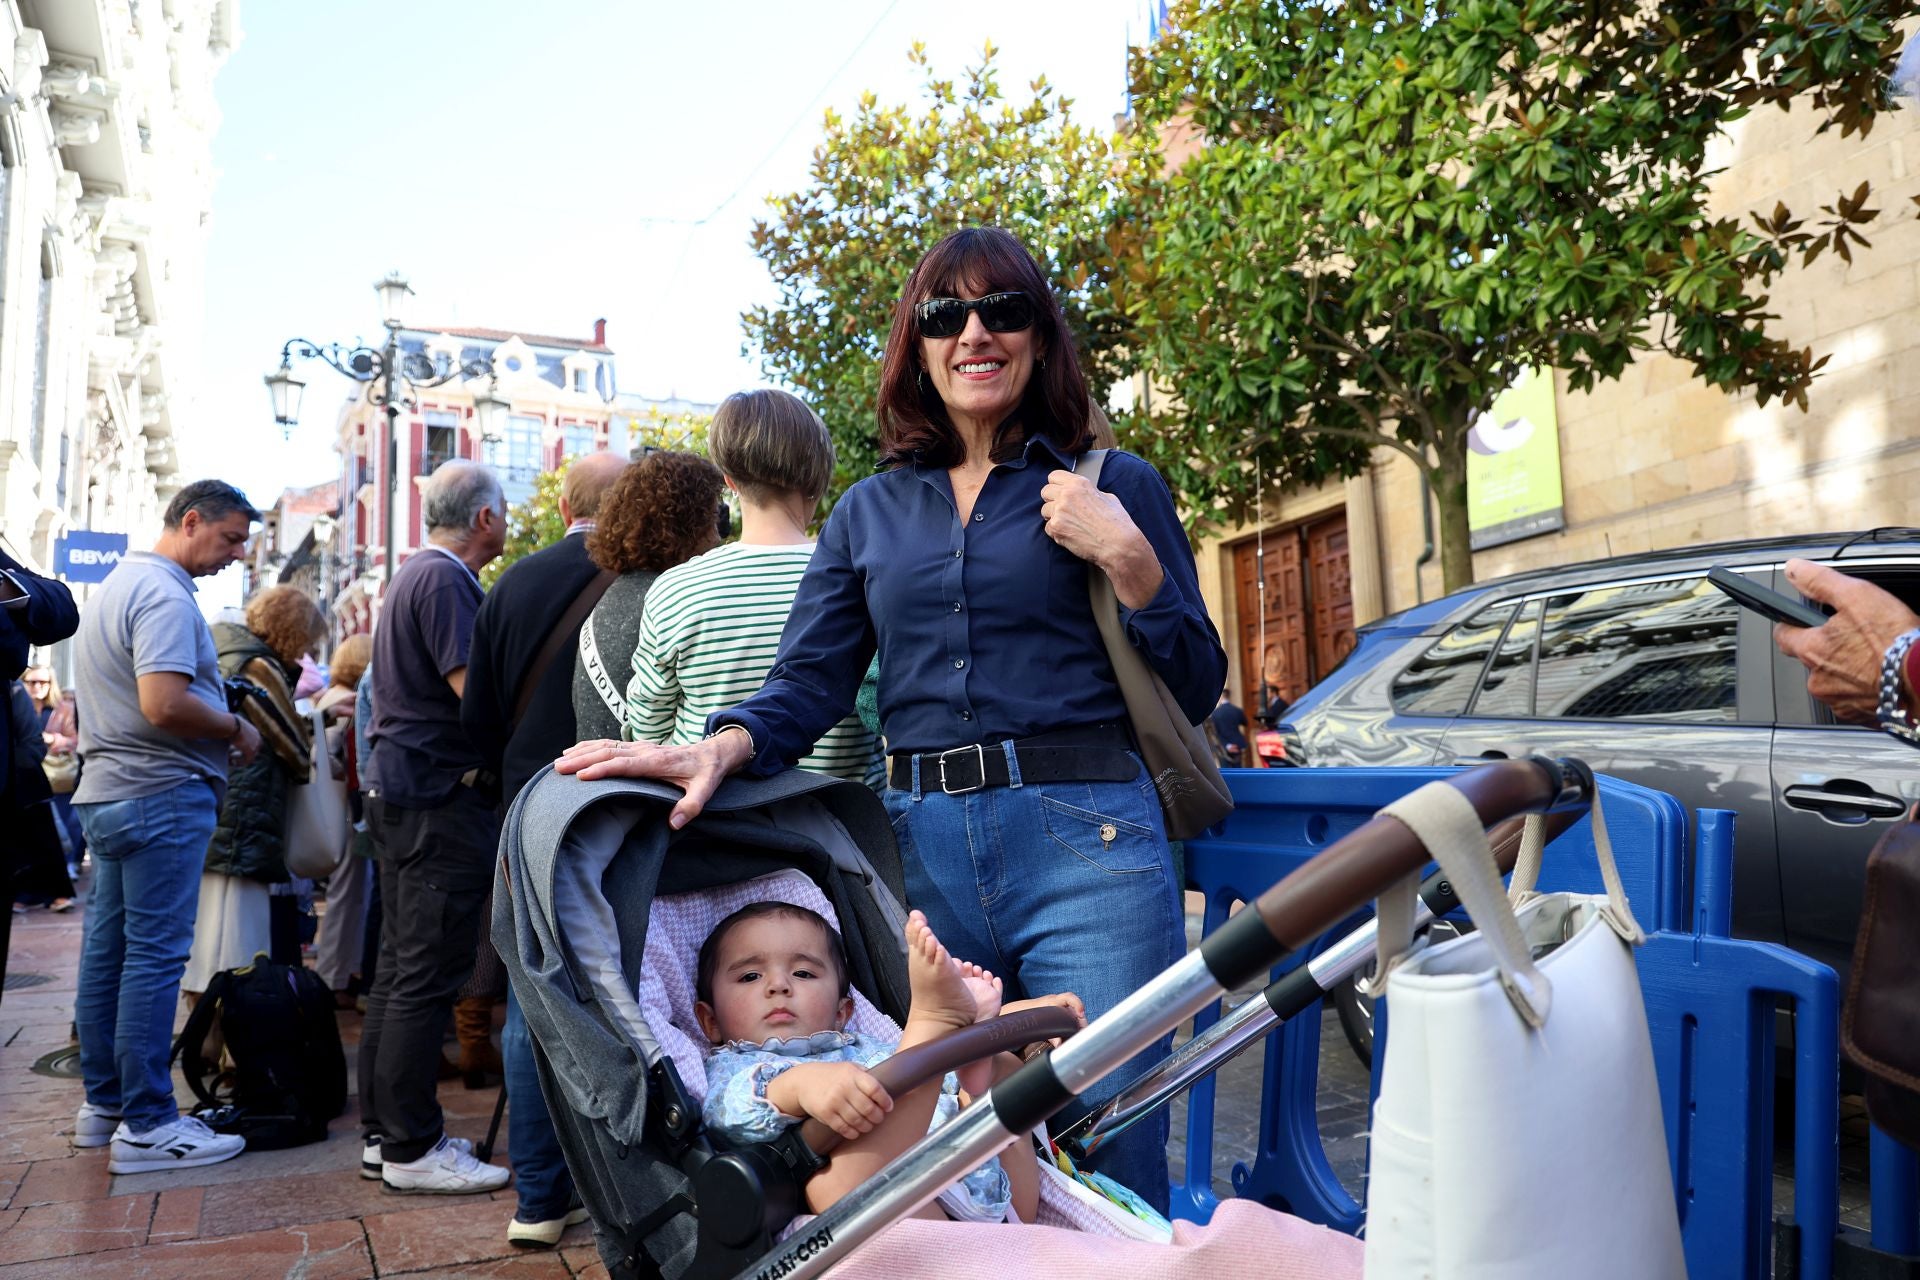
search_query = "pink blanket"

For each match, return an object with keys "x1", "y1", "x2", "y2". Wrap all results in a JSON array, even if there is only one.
[{"x1": 796, "y1": 1200, "x2": 1364, "y2": 1278}]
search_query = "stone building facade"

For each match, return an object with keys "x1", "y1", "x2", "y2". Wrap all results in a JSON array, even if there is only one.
[
  {"x1": 1195, "y1": 90, "x2": 1920, "y2": 714},
  {"x1": 0, "y1": 0, "x2": 237, "y2": 576}
]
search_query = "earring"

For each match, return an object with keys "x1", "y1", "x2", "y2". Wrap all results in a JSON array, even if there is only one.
[
  {"x1": 1038, "y1": 354, "x2": 1048, "y2": 370},
  {"x1": 917, "y1": 369, "x2": 927, "y2": 393}
]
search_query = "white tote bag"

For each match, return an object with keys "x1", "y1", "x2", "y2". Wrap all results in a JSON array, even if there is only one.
[
  {"x1": 283, "y1": 709, "x2": 350, "y2": 879},
  {"x1": 1361, "y1": 782, "x2": 1686, "y2": 1280}
]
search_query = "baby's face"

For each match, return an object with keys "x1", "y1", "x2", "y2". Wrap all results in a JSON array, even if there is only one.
[{"x1": 700, "y1": 914, "x2": 850, "y2": 1043}]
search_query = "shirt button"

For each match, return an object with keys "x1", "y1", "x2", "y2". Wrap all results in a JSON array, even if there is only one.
[
  {"x1": 953, "y1": 659, "x2": 966, "y2": 670},
  {"x1": 960, "y1": 711, "x2": 973, "y2": 721},
  {"x1": 953, "y1": 549, "x2": 962, "y2": 558},
  {"x1": 973, "y1": 512, "x2": 985, "y2": 522},
  {"x1": 952, "y1": 603, "x2": 962, "y2": 613}
]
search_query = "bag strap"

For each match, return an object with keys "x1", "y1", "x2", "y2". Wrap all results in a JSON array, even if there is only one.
[
  {"x1": 1508, "y1": 796, "x2": 1644, "y2": 944},
  {"x1": 1371, "y1": 780, "x2": 1553, "y2": 1028},
  {"x1": 173, "y1": 970, "x2": 229, "y2": 1108},
  {"x1": 512, "y1": 569, "x2": 617, "y2": 730}
]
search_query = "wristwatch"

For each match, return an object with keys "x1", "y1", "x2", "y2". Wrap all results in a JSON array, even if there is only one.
[{"x1": 1876, "y1": 628, "x2": 1920, "y2": 744}]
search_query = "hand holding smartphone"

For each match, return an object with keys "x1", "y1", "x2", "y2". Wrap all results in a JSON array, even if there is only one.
[{"x1": 1707, "y1": 565, "x2": 1828, "y2": 628}]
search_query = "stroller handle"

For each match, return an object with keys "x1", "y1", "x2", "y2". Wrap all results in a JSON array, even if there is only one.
[
  {"x1": 1232, "y1": 756, "x2": 1592, "y2": 970},
  {"x1": 799, "y1": 1006, "x2": 1086, "y2": 1156}
]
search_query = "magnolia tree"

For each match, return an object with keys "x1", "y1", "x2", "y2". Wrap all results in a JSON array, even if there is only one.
[
  {"x1": 1127, "y1": 0, "x2": 1917, "y2": 588},
  {"x1": 745, "y1": 46, "x2": 1148, "y2": 498}
]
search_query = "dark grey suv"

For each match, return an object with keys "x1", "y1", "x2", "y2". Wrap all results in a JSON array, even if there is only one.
[{"x1": 1279, "y1": 532, "x2": 1920, "y2": 1010}]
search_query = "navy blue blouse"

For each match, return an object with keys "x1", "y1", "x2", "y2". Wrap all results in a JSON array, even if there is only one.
[{"x1": 713, "y1": 435, "x2": 1227, "y2": 774}]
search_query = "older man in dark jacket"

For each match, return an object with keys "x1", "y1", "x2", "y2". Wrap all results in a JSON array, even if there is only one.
[{"x1": 1, "y1": 547, "x2": 79, "y2": 1002}]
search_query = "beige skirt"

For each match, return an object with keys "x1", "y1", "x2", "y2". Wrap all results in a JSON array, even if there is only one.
[{"x1": 182, "y1": 872, "x2": 272, "y2": 994}]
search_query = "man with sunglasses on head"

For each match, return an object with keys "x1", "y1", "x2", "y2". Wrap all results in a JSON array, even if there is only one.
[{"x1": 561, "y1": 227, "x2": 1225, "y2": 1214}]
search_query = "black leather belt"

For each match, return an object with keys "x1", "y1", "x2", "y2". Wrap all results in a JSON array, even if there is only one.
[{"x1": 888, "y1": 724, "x2": 1137, "y2": 794}]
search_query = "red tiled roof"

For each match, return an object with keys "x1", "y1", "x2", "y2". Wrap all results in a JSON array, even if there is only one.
[{"x1": 416, "y1": 325, "x2": 611, "y2": 354}]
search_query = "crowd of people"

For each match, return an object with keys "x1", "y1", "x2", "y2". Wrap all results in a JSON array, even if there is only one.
[{"x1": 14, "y1": 224, "x2": 1914, "y2": 1253}]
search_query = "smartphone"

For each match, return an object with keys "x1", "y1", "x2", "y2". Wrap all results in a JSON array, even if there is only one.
[{"x1": 1707, "y1": 565, "x2": 1827, "y2": 628}]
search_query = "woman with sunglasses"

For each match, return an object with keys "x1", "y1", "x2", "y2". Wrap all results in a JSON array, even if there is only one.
[{"x1": 561, "y1": 226, "x2": 1225, "y2": 1211}]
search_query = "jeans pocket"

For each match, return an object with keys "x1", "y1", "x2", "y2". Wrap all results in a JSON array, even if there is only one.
[
  {"x1": 1040, "y1": 787, "x2": 1162, "y2": 874},
  {"x1": 75, "y1": 797, "x2": 143, "y2": 860}
]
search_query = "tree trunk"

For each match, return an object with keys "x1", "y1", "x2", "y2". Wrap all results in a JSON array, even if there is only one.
[{"x1": 1433, "y1": 423, "x2": 1475, "y2": 594}]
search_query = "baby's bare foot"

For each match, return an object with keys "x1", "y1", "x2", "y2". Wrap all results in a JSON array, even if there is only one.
[
  {"x1": 959, "y1": 961, "x2": 1004, "y2": 1023},
  {"x1": 903, "y1": 911, "x2": 978, "y2": 1033}
]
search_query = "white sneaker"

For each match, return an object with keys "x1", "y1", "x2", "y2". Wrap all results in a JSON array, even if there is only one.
[
  {"x1": 363, "y1": 1133, "x2": 471, "y2": 1179},
  {"x1": 73, "y1": 1102, "x2": 122, "y2": 1149},
  {"x1": 380, "y1": 1135, "x2": 510, "y2": 1195},
  {"x1": 507, "y1": 1206, "x2": 590, "y2": 1248},
  {"x1": 108, "y1": 1116, "x2": 245, "y2": 1175}
]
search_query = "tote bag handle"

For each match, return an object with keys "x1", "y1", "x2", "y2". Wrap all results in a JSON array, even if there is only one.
[
  {"x1": 1508, "y1": 802, "x2": 1645, "y2": 944},
  {"x1": 1371, "y1": 781, "x2": 1554, "y2": 1028}
]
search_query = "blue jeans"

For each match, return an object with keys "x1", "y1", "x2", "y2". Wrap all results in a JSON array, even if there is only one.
[
  {"x1": 883, "y1": 749, "x2": 1184, "y2": 1212},
  {"x1": 504, "y1": 986, "x2": 576, "y2": 1220},
  {"x1": 75, "y1": 780, "x2": 220, "y2": 1133}
]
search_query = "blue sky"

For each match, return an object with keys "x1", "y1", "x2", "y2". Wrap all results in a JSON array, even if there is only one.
[{"x1": 187, "y1": 0, "x2": 1142, "y2": 607}]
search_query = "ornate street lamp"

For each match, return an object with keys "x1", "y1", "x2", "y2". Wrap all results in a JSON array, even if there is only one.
[{"x1": 266, "y1": 272, "x2": 507, "y2": 586}]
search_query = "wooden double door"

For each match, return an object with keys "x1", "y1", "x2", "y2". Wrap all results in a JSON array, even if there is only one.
[{"x1": 1232, "y1": 509, "x2": 1355, "y2": 716}]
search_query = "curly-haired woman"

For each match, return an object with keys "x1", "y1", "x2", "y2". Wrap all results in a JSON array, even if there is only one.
[
  {"x1": 571, "y1": 450, "x2": 728, "y2": 741},
  {"x1": 183, "y1": 585, "x2": 325, "y2": 998}
]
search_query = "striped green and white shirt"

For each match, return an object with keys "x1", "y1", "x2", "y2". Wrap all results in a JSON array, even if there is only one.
[{"x1": 623, "y1": 542, "x2": 876, "y2": 780}]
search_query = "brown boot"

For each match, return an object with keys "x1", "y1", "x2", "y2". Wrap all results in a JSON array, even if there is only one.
[{"x1": 454, "y1": 996, "x2": 502, "y2": 1089}]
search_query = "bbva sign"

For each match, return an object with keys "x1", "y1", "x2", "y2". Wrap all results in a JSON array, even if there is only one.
[{"x1": 56, "y1": 531, "x2": 130, "y2": 584}]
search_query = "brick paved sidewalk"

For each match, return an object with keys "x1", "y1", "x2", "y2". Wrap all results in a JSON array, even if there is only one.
[{"x1": 0, "y1": 897, "x2": 596, "y2": 1279}]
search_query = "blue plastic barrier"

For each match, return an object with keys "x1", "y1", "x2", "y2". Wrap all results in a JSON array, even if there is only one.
[
  {"x1": 1173, "y1": 766, "x2": 1690, "y2": 1226},
  {"x1": 1639, "y1": 808, "x2": 1837, "y2": 1280}
]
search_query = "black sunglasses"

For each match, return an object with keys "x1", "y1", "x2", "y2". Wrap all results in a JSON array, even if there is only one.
[{"x1": 914, "y1": 291, "x2": 1036, "y2": 339}]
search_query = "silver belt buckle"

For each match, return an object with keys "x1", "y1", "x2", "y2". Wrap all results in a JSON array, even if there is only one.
[{"x1": 938, "y1": 744, "x2": 987, "y2": 795}]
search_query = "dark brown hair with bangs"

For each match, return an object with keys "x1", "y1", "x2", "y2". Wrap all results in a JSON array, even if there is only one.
[{"x1": 876, "y1": 227, "x2": 1092, "y2": 468}]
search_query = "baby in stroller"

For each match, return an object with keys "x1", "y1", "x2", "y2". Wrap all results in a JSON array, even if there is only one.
[{"x1": 694, "y1": 900, "x2": 1083, "y2": 1225}]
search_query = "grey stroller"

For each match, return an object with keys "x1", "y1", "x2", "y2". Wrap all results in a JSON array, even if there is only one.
[{"x1": 498, "y1": 758, "x2": 1591, "y2": 1279}]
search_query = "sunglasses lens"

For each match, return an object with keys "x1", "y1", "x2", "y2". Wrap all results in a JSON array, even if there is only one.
[
  {"x1": 916, "y1": 299, "x2": 966, "y2": 338},
  {"x1": 980, "y1": 293, "x2": 1034, "y2": 332}
]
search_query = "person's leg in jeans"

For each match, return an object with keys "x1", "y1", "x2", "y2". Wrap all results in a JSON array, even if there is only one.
[
  {"x1": 896, "y1": 758, "x2": 1182, "y2": 1213},
  {"x1": 367, "y1": 792, "x2": 495, "y2": 1165},
  {"x1": 75, "y1": 783, "x2": 218, "y2": 1132},
  {"x1": 985, "y1": 766, "x2": 1183, "y2": 1212},
  {"x1": 504, "y1": 986, "x2": 576, "y2": 1221}
]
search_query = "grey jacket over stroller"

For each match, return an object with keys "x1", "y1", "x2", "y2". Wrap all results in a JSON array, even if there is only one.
[{"x1": 495, "y1": 765, "x2": 914, "y2": 1279}]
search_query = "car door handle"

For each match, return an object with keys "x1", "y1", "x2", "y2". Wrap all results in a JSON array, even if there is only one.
[
  {"x1": 1454, "y1": 750, "x2": 1509, "y2": 765},
  {"x1": 1782, "y1": 784, "x2": 1909, "y2": 819}
]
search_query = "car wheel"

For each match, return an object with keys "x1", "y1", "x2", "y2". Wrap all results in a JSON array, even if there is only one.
[
  {"x1": 1329, "y1": 919, "x2": 1467, "y2": 1070},
  {"x1": 1332, "y1": 974, "x2": 1374, "y2": 1068}
]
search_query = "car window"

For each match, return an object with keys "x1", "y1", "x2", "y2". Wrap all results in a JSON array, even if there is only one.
[
  {"x1": 1533, "y1": 576, "x2": 1738, "y2": 722},
  {"x1": 1390, "y1": 602, "x2": 1516, "y2": 716},
  {"x1": 1472, "y1": 599, "x2": 1542, "y2": 717}
]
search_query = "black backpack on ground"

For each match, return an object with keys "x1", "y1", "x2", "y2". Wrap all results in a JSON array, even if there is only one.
[{"x1": 173, "y1": 954, "x2": 347, "y2": 1150}]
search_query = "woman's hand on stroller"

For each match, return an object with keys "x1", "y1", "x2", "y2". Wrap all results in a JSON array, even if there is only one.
[
  {"x1": 555, "y1": 731, "x2": 754, "y2": 829},
  {"x1": 769, "y1": 1062, "x2": 895, "y2": 1141}
]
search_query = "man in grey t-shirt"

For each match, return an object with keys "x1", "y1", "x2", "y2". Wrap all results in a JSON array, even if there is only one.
[{"x1": 71, "y1": 480, "x2": 263, "y2": 1176}]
